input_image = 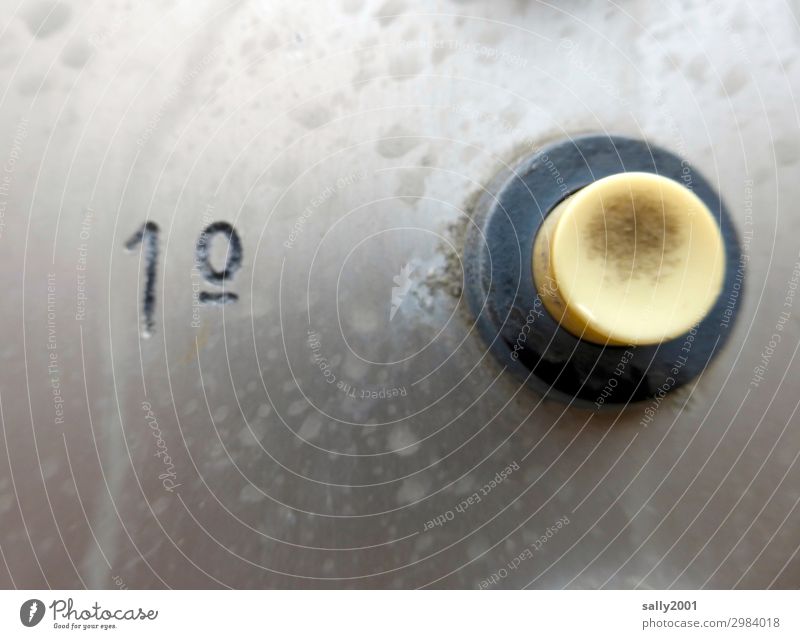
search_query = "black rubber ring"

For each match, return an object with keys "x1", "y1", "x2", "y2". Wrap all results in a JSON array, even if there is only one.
[{"x1": 464, "y1": 134, "x2": 744, "y2": 408}]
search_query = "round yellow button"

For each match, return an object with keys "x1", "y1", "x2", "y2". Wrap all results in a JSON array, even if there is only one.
[{"x1": 532, "y1": 172, "x2": 725, "y2": 346}]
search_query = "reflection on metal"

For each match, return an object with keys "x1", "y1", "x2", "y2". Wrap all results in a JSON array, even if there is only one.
[{"x1": 0, "y1": 0, "x2": 798, "y2": 589}]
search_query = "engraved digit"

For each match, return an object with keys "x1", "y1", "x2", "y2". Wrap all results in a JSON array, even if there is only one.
[
  {"x1": 124, "y1": 222, "x2": 159, "y2": 337},
  {"x1": 195, "y1": 221, "x2": 241, "y2": 304}
]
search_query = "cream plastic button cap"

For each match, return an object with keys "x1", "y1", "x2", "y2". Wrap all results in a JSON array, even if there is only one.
[{"x1": 532, "y1": 172, "x2": 725, "y2": 346}]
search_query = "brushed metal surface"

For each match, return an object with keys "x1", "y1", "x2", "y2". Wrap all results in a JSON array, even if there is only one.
[{"x1": 1, "y1": 0, "x2": 799, "y2": 588}]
